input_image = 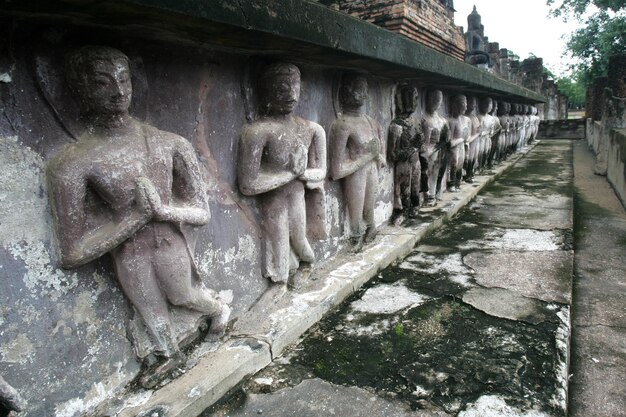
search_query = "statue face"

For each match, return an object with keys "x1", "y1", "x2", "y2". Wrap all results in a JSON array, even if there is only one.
[
  {"x1": 265, "y1": 72, "x2": 301, "y2": 115},
  {"x1": 466, "y1": 97, "x2": 476, "y2": 112},
  {"x1": 81, "y1": 58, "x2": 132, "y2": 115},
  {"x1": 479, "y1": 97, "x2": 492, "y2": 114},
  {"x1": 452, "y1": 95, "x2": 467, "y2": 115},
  {"x1": 426, "y1": 90, "x2": 443, "y2": 112},
  {"x1": 399, "y1": 87, "x2": 418, "y2": 114},
  {"x1": 341, "y1": 76, "x2": 368, "y2": 108}
]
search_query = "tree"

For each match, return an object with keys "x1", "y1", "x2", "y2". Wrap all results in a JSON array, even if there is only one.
[
  {"x1": 547, "y1": 0, "x2": 626, "y2": 84},
  {"x1": 556, "y1": 76, "x2": 586, "y2": 108}
]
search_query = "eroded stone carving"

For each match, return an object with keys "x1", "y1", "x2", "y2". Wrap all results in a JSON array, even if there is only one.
[
  {"x1": 329, "y1": 73, "x2": 384, "y2": 250},
  {"x1": 446, "y1": 94, "x2": 469, "y2": 191},
  {"x1": 486, "y1": 98, "x2": 503, "y2": 167},
  {"x1": 498, "y1": 101, "x2": 512, "y2": 159},
  {"x1": 388, "y1": 85, "x2": 423, "y2": 221},
  {"x1": 47, "y1": 46, "x2": 230, "y2": 388},
  {"x1": 464, "y1": 96, "x2": 481, "y2": 183},
  {"x1": 477, "y1": 96, "x2": 496, "y2": 170},
  {"x1": 421, "y1": 90, "x2": 450, "y2": 205},
  {"x1": 238, "y1": 63, "x2": 327, "y2": 286}
]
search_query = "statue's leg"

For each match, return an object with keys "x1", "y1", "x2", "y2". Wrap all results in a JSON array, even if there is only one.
[
  {"x1": 426, "y1": 153, "x2": 438, "y2": 202},
  {"x1": 410, "y1": 153, "x2": 421, "y2": 208},
  {"x1": 154, "y1": 228, "x2": 223, "y2": 317},
  {"x1": 260, "y1": 192, "x2": 290, "y2": 283},
  {"x1": 343, "y1": 167, "x2": 367, "y2": 239},
  {"x1": 395, "y1": 160, "x2": 410, "y2": 212},
  {"x1": 112, "y1": 235, "x2": 178, "y2": 358},
  {"x1": 363, "y1": 161, "x2": 378, "y2": 242},
  {"x1": 288, "y1": 181, "x2": 315, "y2": 264}
]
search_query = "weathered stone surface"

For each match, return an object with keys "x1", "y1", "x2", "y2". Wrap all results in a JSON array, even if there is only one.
[
  {"x1": 113, "y1": 338, "x2": 272, "y2": 417},
  {"x1": 462, "y1": 287, "x2": 557, "y2": 325},
  {"x1": 569, "y1": 326, "x2": 626, "y2": 417},
  {"x1": 210, "y1": 378, "x2": 449, "y2": 417},
  {"x1": 464, "y1": 251, "x2": 573, "y2": 304},
  {"x1": 608, "y1": 129, "x2": 626, "y2": 209},
  {"x1": 569, "y1": 140, "x2": 626, "y2": 417}
]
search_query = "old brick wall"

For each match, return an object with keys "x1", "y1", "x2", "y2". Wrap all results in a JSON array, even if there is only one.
[{"x1": 324, "y1": 0, "x2": 465, "y2": 61}]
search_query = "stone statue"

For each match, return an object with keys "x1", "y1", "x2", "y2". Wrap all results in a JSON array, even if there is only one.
[
  {"x1": 477, "y1": 96, "x2": 496, "y2": 170},
  {"x1": 238, "y1": 63, "x2": 327, "y2": 286},
  {"x1": 388, "y1": 85, "x2": 423, "y2": 221},
  {"x1": 329, "y1": 73, "x2": 384, "y2": 250},
  {"x1": 446, "y1": 94, "x2": 469, "y2": 192},
  {"x1": 464, "y1": 96, "x2": 480, "y2": 183},
  {"x1": 420, "y1": 90, "x2": 450, "y2": 205},
  {"x1": 497, "y1": 101, "x2": 511, "y2": 160},
  {"x1": 486, "y1": 98, "x2": 502, "y2": 167},
  {"x1": 47, "y1": 46, "x2": 230, "y2": 388}
]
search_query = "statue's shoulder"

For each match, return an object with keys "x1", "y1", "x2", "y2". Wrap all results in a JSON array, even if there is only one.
[
  {"x1": 141, "y1": 122, "x2": 193, "y2": 151},
  {"x1": 294, "y1": 116, "x2": 324, "y2": 134},
  {"x1": 47, "y1": 140, "x2": 94, "y2": 178}
]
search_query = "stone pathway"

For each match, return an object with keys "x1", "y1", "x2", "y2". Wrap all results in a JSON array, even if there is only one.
[
  {"x1": 569, "y1": 141, "x2": 626, "y2": 417},
  {"x1": 205, "y1": 140, "x2": 576, "y2": 417}
]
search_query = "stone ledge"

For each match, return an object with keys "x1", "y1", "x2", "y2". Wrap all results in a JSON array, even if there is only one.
[
  {"x1": 104, "y1": 143, "x2": 539, "y2": 417},
  {"x1": 1, "y1": 0, "x2": 544, "y2": 103}
]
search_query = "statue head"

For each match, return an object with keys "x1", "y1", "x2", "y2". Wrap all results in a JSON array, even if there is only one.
[
  {"x1": 66, "y1": 46, "x2": 132, "y2": 117},
  {"x1": 510, "y1": 103, "x2": 518, "y2": 116},
  {"x1": 395, "y1": 84, "x2": 418, "y2": 116},
  {"x1": 426, "y1": 90, "x2": 443, "y2": 113},
  {"x1": 478, "y1": 97, "x2": 493, "y2": 115},
  {"x1": 490, "y1": 99, "x2": 498, "y2": 116},
  {"x1": 466, "y1": 96, "x2": 477, "y2": 115},
  {"x1": 450, "y1": 94, "x2": 467, "y2": 117},
  {"x1": 340, "y1": 73, "x2": 368, "y2": 110},
  {"x1": 259, "y1": 62, "x2": 301, "y2": 115}
]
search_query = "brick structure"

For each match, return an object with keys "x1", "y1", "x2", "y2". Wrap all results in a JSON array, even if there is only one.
[
  {"x1": 591, "y1": 76, "x2": 609, "y2": 120},
  {"x1": 607, "y1": 54, "x2": 626, "y2": 98},
  {"x1": 322, "y1": 0, "x2": 466, "y2": 61}
]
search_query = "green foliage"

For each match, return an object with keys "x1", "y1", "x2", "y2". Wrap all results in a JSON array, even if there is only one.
[
  {"x1": 556, "y1": 76, "x2": 586, "y2": 107},
  {"x1": 548, "y1": 0, "x2": 626, "y2": 85}
]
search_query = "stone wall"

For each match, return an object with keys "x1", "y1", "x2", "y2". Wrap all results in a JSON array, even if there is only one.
[
  {"x1": 586, "y1": 54, "x2": 626, "y2": 203},
  {"x1": 0, "y1": 2, "x2": 544, "y2": 416},
  {"x1": 608, "y1": 129, "x2": 626, "y2": 209},
  {"x1": 322, "y1": 0, "x2": 466, "y2": 60},
  {"x1": 538, "y1": 119, "x2": 586, "y2": 139}
]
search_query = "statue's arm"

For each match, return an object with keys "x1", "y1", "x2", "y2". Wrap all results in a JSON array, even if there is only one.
[
  {"x1": 48, "y1": 164, "x2": 150, "y2": 269},
  {"x1": 238, "y1": 127, "x2": 295, "y2": 195},
  {"x1": 300, "y1": 123, "x2": 327, "y2": 184},
  {"x1": 376, "y1": 118, "x2": 387, "y2": 167},
  {"x1": 155, "y1": 138, "x2": 211, "y2": 226}
]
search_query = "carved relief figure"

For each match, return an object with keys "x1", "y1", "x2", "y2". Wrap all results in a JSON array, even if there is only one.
[
  {"x1": 47, "y1": 46, "x2": 230, "y2": 387},
  {"x1": 497, "y1": 101, "x2": 511, "y2": 160},
  {"x1": 447, "y1": 94, "x2": 469, "y2": 192},
  {"x1": 477, "y1": 97, "x2": 496, "y2": 169},
  {"x1": 487, "y1": 98, "x2": 502, "y2": 167},
  {"x1": 329, "y1": 73, "x2": 384, "y2": 250},
  {"x1": 238, "y1": 63, "x2": 327, "y2": 286},
  {"x1": 464, "y1": 96, "x2": 481, "y2": 182},
  {"x1": 388, "y1": 85, "x2": 423, "y2": 221},
  {"x1": 421, "y1": 90, "x2": 450, "y2": 205}
]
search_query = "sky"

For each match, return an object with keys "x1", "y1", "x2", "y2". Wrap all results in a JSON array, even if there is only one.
[{"x1": 453, "y1": 0, "x2": 582, "y2": 77}]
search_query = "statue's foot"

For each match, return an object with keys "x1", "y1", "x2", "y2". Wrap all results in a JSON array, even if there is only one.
[
  {"x1": 364, "y1": 226, "x2": 378, "y2": 243},
  {"x1": 288, "y1": 263, "x2": 312, "y2": 291},
  {"x1": 140, "y1": 353, "x2": 185, "y2": 389},
  {"x1": 350, "y1": 235, "x2": 364, "y2": 253},
  {"x1": 208, "y1": 302, "x2": 231, "y2": 336},
  {"x1": 425, "y1": 197, "x2": 437, "y2": 207},
  {"x1": 408, "y1": 207, "x2": 420, "y2": 218},
  {"x1": 464, "y1": 176, "x2": 474, "y2": 184}
]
